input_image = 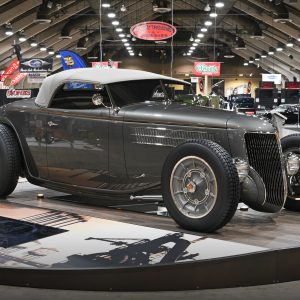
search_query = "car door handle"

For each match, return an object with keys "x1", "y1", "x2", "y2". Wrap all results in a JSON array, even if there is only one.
[{"x1": 48, "y1": 121, "x2": 59, "y2": 127}]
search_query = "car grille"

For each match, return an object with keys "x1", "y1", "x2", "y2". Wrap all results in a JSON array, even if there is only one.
[{"x1": 245, "y1": 133, "x2": 286, "y2": 210}]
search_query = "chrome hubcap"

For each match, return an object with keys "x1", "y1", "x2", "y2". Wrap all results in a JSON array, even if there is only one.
[{"x1": 170, "y1": 156, "x2": 218, "y2": 219}]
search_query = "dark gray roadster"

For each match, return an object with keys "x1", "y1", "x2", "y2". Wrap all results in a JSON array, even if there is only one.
[{"x1": 1, "y1": 68, "x2": 300, "y2": 232}]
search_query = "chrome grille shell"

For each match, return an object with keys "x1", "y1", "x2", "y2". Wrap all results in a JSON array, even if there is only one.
[{"x1": 245, "y1": 132, "x2": 287, "y2": 212}]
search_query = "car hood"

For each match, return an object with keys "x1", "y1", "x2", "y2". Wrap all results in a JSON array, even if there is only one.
[{"x1": 122, "y1": 102, "x2": 276, "y2": 132}]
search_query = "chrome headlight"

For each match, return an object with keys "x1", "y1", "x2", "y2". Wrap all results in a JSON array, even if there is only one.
[
  {"x1": 286, "y1": 153, "x2": 300, "y2": 176},
  {"x1": 234, "y1": 158, "x2": 249, "y2": 182}
]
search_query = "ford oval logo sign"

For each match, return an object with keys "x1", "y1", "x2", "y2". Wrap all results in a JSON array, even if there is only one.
[{"x1": 130, "y1": 21, "x2": 176, "y2": 41}]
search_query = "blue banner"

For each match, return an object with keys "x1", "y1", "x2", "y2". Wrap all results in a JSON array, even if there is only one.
[{"x1": 59, "y1": 50, "x2": 91, "y2": 89}]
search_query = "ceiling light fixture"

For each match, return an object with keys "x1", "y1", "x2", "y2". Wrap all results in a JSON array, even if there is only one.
[
  {"x1": 119, "y1": 33, "x2": 125, "y2": 38},
  {"x1": 209, "y1": 12, "x2": 218, "y2": 18},
  {"x1": 124, "y1": 43, "x2": 130, "y2": 46},
  {"x1": 4, "y1": 24, "x2": 13, "y2": 36},
  {"x1": 204, "y1": 3, "x2": 211, "y2": 11},
  {"x1": 249, "y1": 57, "x2": 254, "y2": 63},
  {"x1": 116, "y1": 28, "x2": 123, "y2": 32},
  {"x1": 204, "y1": 20, "x2": 213, "y2": 26},
  {"x1": 30, "y1": 40, "x2": 38, "y2": 47},
  {"x1": 48, "y1": 48, "x2": 55, "y2": 55},
  {"x1": 107, "y1": 13, "x2": 116, "y2": 18},
  {"x1": 215, "y1": 2, "x2": 224, "y2": 8},
  {"x1": 40, "y1": 45, "x2": 47, "y2": 51},
  {"x1": 192, "y1": 43, "x2": 198, "y2": 46},
  {"x1": 244, "y1": 62, "x2": 249, "y2": 66},
  {"x1": 197, "y1": 33, "x2": 204, "y2": 38},
  {"x1": 112, "y1": 20, "x2": 120, "y2": 26},
  {"x1": 138, "y1": 51, "x2": 142, "y2": 56},
  {"x1": 18, "y1": 33, "x2": 27, "y2": 42},
  {"x1": 276, "y1": 45, "x2": 283, "y2": 51},
  {"x1": 195, "y1": 39, "x2": 200, "y2": 43},
  {"x1": 189, "y1": 34, "x2": 194, "y2": 42},
  {"x1": 102, "y1": 3, "x2": 111, "y2": 8},
  {"x1": 55, "y1": 53, "x2": 61, "y2": 58},
  {"x1": 129, "y1": 52, "x2": 135, "y2": 56},
  {"x1": 201, "y1": 28, "x2": 208, "y2": 32},
  {"x1": 268, "y1": 47, "x2": 275, "y2": 55},
  {"x1": 122, "y1": 38, "x2": 128, "y2": 42},
  {"x1": 190, "y1": 46, "x2": 196, "y2": 50},
  {"x1": 287, "y1": 38, "x2": 294, "y2": 47},
  {"x1": 120, "y1": 4, "x2": 127, "y2": 12}
]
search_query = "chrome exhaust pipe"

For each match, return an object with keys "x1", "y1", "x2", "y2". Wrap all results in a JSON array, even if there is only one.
[{"x1": 130, "y1": 195, "x2": 163, "y2": 201}]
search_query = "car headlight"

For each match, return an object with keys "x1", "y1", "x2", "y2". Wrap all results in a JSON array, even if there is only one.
[
  {"x1": 234, "y1": 158, "x2": 249, "y2": 182},
  {"x1": 286, "y1": 153, "x2": 300, "y2": 176}
]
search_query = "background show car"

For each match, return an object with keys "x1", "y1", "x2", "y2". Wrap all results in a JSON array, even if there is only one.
[{"x1": 1, "y1": 68, "x2": 300, "y2": 233}]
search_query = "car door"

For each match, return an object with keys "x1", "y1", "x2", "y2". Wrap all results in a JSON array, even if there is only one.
[{"x1": 46, "y1": 85, "x2": 110, "y2": 188}]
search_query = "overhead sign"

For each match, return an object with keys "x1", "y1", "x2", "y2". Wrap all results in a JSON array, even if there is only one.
[
  {"x1": 194, "y1": 62, "x2": 221, "y2": 76},
  {"x1": 20, "y1": 58, "x2": 52, "y2": 73},
  {"x1": 130, "y1": 21, "x2": 176, "y2": 41},
  {"x1": 6, "y1": 89, "x2": 32, "y2": 99},
  {"x1": 262, "y1": 74, "x2": 282, "y2": 85},
  {"x1": 0, "y1": 59, "x2": 20, "y2": 82},
  {"x1": 92, "y1": 62, "x2": 119, "y2": 69}
]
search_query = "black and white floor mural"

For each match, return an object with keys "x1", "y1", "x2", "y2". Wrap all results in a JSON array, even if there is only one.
[{"x1": 0, "y1": 202, "x2": 267, "y2": 269}]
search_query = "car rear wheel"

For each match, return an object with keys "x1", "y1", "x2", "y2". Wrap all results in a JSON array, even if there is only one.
[
  {"x1": 161, "y1": 140, "x2": 240, "y2": 232},
  {"x1": 281, "y1": 134, "x2": 300, "y2": 211},
  {"x1": 0, "y1": 124, "x2": 21, "y2": 197}
]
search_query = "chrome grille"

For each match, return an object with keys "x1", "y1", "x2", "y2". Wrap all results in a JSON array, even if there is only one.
[{"x1": 245, "y1": 133, "x2": 286, "y2": 210}]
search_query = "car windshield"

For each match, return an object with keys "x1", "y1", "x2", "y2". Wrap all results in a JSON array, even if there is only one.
[{"x1": 108, "y1": 79, "x2": 196, "y2": 107}]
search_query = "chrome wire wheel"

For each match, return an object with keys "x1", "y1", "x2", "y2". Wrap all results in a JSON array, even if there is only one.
[{"x1": 170, "y1": 156, "x2": 217, "y2": 219}]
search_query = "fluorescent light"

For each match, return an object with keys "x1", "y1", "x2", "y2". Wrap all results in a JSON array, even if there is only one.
[
  {"x1": 204, "y1": 20, "x2": 213, "y2": 26},
  {"x1": 112, "y1": 20, "x2": 120, "y2": 26},
  {"x1": 116, "y1": 28, "x2": 123, "y2": 32},
  {"x1": 107, "y1": 13, "x2": 116, "y2": 18},
  {"x1": 210, "y1": 12, "x2": 218, "y2": 17},
  {"x1": 215, "y1": 2, "x2": 224, "y2": 8}
]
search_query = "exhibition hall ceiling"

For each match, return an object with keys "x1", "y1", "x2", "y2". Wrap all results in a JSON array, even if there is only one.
[{"x1": 0, "y1": 0, "x2": 300, "y2": 78}]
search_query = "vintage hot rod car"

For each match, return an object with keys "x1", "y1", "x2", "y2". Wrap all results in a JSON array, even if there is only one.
[{"x1": 0, "y1": 68, "x2": 300, "y2": 233}]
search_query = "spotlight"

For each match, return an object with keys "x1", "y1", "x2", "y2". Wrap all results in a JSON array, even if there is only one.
[
  {"x1": 120, "y1": 4, "x2": 127, "y2": 12},
  {"x1": 189, "y1": 34, "x2": 194, "y2": 42}
]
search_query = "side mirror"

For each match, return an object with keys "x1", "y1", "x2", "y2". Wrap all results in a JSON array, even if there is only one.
[{"x1": 92, "y1": 93, "x2": 104, "y2": 106}]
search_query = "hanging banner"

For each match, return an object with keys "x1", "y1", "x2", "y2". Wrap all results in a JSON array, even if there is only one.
[
  {"x1": 285, "y1": 82, "x2": 300, "y2": 89},
  {"x1": 6, "y1": 90, "x2": 32, "y2": 99},
  {"x1": 9, "y1": 72, "x2": 28, "y2": 87},
  {"x1": 194, "y1": 62, "x2": 221, "y2": 76},
  {"x1": 199, "y1": 78, "x2": 204, "y2": 93},
  {"x1": 92, "y1": 62, "x2": 119, "y2": 69},
  {"x1": 20, "y1": 58, "x2": 52, "y2": 73},
  {"x1": 247, "y1": 81, "x2": 252, "y2": 94},
  {"x1": 130, "y1": 21, "x2": 177, "y2": 41},
  {"x1": 0, "y1": 59, "x2": 20, "y2": 82}
]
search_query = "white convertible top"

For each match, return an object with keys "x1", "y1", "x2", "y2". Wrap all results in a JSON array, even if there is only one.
[{"x1": 35, "y1": 68, "x2": 189, "y2": 107}]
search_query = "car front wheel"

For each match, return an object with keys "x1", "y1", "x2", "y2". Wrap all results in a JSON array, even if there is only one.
[{"x1": 161, "y1": 140, "x2": 240, "y2": 233}]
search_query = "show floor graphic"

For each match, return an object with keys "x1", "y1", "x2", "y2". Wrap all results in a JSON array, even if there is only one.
[{"x1": 0, "y1": 202, "x2": 266, "y2": 269}]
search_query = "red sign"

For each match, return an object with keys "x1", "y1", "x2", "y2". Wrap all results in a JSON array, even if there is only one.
[
  {"x1": 286, "y1": 82, "x2": 300, "y2": 89},
  {"x1": 260, "y1": 82, "x2": 274, "y2": 89},
  {"x1": 130, "y1": 21, "x2": 176, "y2": 41},
  {"x1": 9, "y1": 72, "x2": 28, "y2": 86},
  {"x1": 0, "y1": 59, "x2": 20, "y2": 82},
  {"x1": 6, "y1": 89, "x2": 32, "y2": 99},
  {"x1": 92, "y1": 62, "x2": 119, "y2": 69},
  {"x1": 194, "y1": 62, "x2": 221, "y2": 76}
]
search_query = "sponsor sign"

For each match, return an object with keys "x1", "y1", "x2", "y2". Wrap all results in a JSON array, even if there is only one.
[
  {"x1": 9, "y1": 72, "x2": 28, "y2": 86},
  {"x1": 92, "y1": 62, "x2": 119, "y2": 69},
  {"x1": 6, "y1": 89, "x2": 32, "y2": 99},
  {"x1": 262, "y1": 73, "x2": 282, "y2": 85},
  {"x1": 20, "y1": 58, "x2": 52, "y2": 73},
  {"x1": 194, "y1": 62, "x2": 221, "y2": 76},
  {"x1": 27, "y1": 73, "x2": 47, "y2": 83},
  {"x1": 285, "y1": 82, "x2": 300, "y2": 89},
  {"x1": 0, "y1": 59, "x2": 20, "y2": 82},
  {"x1": 130, "y1": 21, "x2": 176, "y2": 41},
  {"x1": 190, "y1": 77, "x2": 199, "y2": 83}
]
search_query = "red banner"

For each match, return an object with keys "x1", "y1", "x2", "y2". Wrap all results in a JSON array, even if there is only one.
[
  {"x1": 130, "y1": 21, "x2": 176, "y2": 41},
  {"x1": 0, "y1": 59, "x2": 20, "y2": 82},
  {"x1": 260, "y1": 82, "x2": 274, "y2": 89},
  {"x1": 9, "y1": 72, "x2": 28, "y2": 86},
  {"x1": 92, "y1": 62, "x2": 119, "y2": 69},
  {"x1": 6, "y1": 89, "x2": 32, "y2": 98},
  {"x1": 194, "y1": 62, "x2": 221, "y2": 76}
]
